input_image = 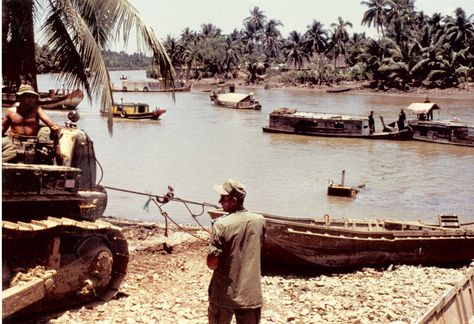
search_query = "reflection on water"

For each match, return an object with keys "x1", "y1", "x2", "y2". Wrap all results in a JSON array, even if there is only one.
[{"x1": 30, "y1": 71, "x2": 474, "y2": 225}]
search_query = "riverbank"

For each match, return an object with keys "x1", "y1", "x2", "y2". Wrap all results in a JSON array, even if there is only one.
[
  {"x1": 35, "y1": 217, "x2": 471, "y2": 324},
  {"x1": 195, "y1": 78, "x2": 474, "y2": 100}
]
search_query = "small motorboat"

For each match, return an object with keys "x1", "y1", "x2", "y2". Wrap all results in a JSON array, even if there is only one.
[
  {"x1": 210, "y1": 83, "x2": 261, "y2": 110},
  {"x1": 108, "y1": 102, "x2": 166, "y2": 120}
]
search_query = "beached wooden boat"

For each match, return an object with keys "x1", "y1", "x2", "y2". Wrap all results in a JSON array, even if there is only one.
[
  {"x1": 107, "y1": 102, "x2": 166, "y2": 120},
  {"x1": 263, "y1": 108, "x2": 411, "y2": 139},
  {"x1": 210, "y1": 83, "x2": 261, "y2": 110},
  {"x1": 407, "y1": 103, "x2": 474, "y2": 147},
  {"x1": 326, "y1": 87, "x2": 352, "y2": 93},
  {"x1": 208, "y1": 210, "x2": 474, "y2": 269},
  {"x1": 112, "y1": 79, "x2": 192, "y2": 92},
  {"x1": 2, "y1": 89, "x2": 84, "y2": 110}
]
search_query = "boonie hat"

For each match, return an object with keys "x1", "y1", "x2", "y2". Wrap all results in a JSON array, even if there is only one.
[
  {"x1": 214, "y1": 178, "x2": 246, "y2": 198},
  {"x1": 16, "y1": 84, "x2": 39, "y2": 97}
]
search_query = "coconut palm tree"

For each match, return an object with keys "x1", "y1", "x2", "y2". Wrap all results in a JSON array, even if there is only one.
[
  {"x1": 283, "y1": 31, "x2": 310, "y2": 70},
  {"x1": 163, "y1": 35, "x2": 184, "y2": 71},
  {"x1": 2, "y1": 0, "x2": 175, "y2": 133},
  {"x1": 327, "y1": 17, "x2": 353, "y2": 68},
  {"x1": 443, "y1": 8, "x2": 474, "y2": 52},
  {"x1": 360, "y1": 0, "x2": 391, "y2": 36},
  {"x1": 198, "y1": 23, "x2": 222, "y2": 39},
  {"x1": 304, "y1": 20, "x2": 328, "y2": 56},
  {"x1": 262, "y1": 19, "x2": 283, "y2": 60},
  {"x1": 223, "y1": 37, "x2": 242, "y2": 77},
  {"x1": 244, "y1": 6, "x2": 267, "y2": 32}
]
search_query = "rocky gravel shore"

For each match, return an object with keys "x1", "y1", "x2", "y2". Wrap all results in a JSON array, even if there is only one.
[{"x1": 36, "y1": 218, "x2": 470, "y2": 324}]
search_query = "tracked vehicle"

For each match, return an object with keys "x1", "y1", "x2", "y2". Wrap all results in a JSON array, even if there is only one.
[{"x1": 2, "y1": 112, "x2": 129, "y2": 319}]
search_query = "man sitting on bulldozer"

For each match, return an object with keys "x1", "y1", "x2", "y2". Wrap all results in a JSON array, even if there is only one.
[{"x1": 2, "y1": 84, "x2": 61, "y2": 163}]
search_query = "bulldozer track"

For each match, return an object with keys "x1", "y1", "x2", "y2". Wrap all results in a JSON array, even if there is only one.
[{"x1": 2, "y1": 217, "x2": 129, "y2": 318}]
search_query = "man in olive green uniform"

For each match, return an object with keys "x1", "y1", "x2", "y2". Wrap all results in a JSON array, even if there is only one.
[{"x1": 207, "y1": 179, "x2": 266, "y2": 324}]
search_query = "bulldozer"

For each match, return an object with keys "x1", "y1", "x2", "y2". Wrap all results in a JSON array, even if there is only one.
[{"x1": 2, "y1": 111, "x2": 129, "y2": 319}]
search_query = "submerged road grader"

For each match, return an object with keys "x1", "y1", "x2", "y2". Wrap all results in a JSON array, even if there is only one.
[{"x1": 2, "y1": 112, "x2": 129, "y2": 319}]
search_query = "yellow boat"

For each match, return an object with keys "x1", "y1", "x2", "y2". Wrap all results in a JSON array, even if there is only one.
[{"x1": 109, "y1": 102, "x2": 166, "y2": 120}]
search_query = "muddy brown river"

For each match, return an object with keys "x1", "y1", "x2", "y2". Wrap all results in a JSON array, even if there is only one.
[{"x1": 33, "y1": 71, "x2": 474, "y2": 225}]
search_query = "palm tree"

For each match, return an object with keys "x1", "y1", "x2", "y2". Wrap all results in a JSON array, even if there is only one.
[
  {"x1": 163, "y1": 35, "x2": 184, "y2": 71},
  {"x1": 443, "y1": 8, "x2": 474, "y2": 52},
  {"x1": 262, "y1": 19, "x2": 283, "y2": 60},
  {"x1": 358, "y1": 37, "x2": 402, "y2": 87},
  {"x1": 304, "y1": 20, "x2": 328, "y2": 56},
  {"x1": 180, "y1": 27, "x2": 197, "y2": 46},
  {"x1": 2, "y1": 0, "x2": 175, "y2": 133},
  {"x1": 327, "y1": 17, "x2": 353, "y2": 68},
  {"x1": 198, "y1": 23, "x2": 222, "y2": 39},
  {"x1": 244, "y1": 6, "x2": 267, "y2": 31},
  {"x1": 243, "y1": 7, "x2": 267, "y2": 54},
  {"x1": 360, "y1": 0, "x2": 391, "y2": 36},
  {"x1": 241, "y1": 21, "x2": 260, "y2": 54},
  {"x1": 223, "y1": 37, "x2": 242, "y2": 76},
  {"x1": 283, "y1": 31, "x2": 310, "y2": 70}
]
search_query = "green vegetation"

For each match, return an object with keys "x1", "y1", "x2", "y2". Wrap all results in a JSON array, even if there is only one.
[
  {"x1": 7, "y1": 1, "x2": 473, "y2": 94},
  {"x1": 151, "y1": 1, "x2": 472, "y2": 90},
  {"x1": 2, "y1": 0, "x2": 174, "y2": 132}
]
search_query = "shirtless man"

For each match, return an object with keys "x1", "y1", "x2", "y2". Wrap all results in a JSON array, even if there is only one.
[{"x1": 2, "y1": 84, "x2": 60, "y2": 162}]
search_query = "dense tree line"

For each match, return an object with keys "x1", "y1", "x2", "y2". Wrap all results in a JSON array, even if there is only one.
[
  {"x1": 35, "y1": 0, "x2": 474, "y2": 91},
  {"x1": 36, "y1": 49, "x2": 152, "y2": 73},
  {"x1": 157, "y1": 1, "x2": 473, "y2": 90}
]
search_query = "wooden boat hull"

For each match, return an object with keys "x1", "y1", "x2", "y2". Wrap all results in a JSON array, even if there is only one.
[
  {"x1": 208, "y1": 210, "x2": 474, "y2": 269},
  {"x1": 263, "y1": 214, "x2": 474, "y2": 269},
  {"x1": 263, "y1": 109, "x2": 412, "y2": 139},
  {"x1": 108, "y1": 103, "x2": 166, "y2": 120},
  {"x1": 213, "y1": 101, "x2": 262, "y2": 110},
  {"x1": 262, "y1": 126, "x2": 402, "y2": 139},
  {"x1": 2, "y1": 89, "x2": 84, "y2": 110},
  {"x1": 326, "y1": 87, "x2": 351, "y2": 93},
  {"x1": 112, "y1": 111, "x2": 164, "y2": 120},
  {"x1": 408, "y1": 120, "x2": 474, "y2": 147},
  {"x1": 112, "y1": 82, "x2": 192, "y2": 93},
  {"x1": 210, "y1": 90, "x2": 262, "y2": 110}
]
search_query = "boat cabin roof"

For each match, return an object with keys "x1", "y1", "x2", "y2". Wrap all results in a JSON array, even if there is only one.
[
  {"x1": 273, "y1": 109, "x2": 368, "y2": 121},
  {"x1": 115, "y1": 102, "x2": 149, "y2": 107},
  {"x1": 406, "y1": 103, "x2": 440, "y2": 114},
  {"x1": 218, "y1": 92, "x2": 252, "y2": 103}
]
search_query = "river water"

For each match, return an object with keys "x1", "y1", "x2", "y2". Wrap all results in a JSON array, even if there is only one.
[{"x1": 35, "y1": 71, "x2": 474, "y2": 225}]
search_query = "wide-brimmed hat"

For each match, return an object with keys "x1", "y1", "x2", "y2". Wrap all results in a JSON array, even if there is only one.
[
  {"x1": 214, "y1": 178, "x2": 246, "y2": 198},
  {"x1": 16, "y1": 84, "x2": 39, "y2": 97}
]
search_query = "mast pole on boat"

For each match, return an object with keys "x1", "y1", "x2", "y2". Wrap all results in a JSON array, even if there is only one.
[{"x1": 341, "y1": 170, "x2": 345, "y2": 186}]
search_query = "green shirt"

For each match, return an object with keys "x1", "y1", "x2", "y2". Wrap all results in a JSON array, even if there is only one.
[{"x1": 208, "y1": 210, "x2": 266, "y2": 309}]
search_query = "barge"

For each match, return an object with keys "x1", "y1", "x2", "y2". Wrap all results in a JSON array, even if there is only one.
[
  {"x1": 407, "y1": 103, "x2": 474, "y2": 147},
  {"x1": 262, "y1": 108, "x2": 411, "y2": 139}
]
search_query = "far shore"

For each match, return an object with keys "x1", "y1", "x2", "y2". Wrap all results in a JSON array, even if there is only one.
[{"x1": 193, "y1": 78, "x2": 474, "y2": 100}]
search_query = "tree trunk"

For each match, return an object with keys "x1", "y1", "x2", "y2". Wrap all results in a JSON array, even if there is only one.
[{"x1": 2, "y1": 0, "x2": 37, "y2": 92}]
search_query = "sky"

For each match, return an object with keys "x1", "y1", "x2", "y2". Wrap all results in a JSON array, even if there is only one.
[{"x1": 114, "y1": 0, "x2": 474, "y2": 53}]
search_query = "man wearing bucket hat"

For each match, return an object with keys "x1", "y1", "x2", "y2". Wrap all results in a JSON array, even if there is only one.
[
  {"x1": 2, "y1": 84, "x2": 60, "y2": 162},
  {"x1": 207, "y1": 179, "x2": 266, "y2": 324}
]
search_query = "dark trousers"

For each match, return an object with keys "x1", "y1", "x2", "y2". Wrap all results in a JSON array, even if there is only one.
[{"x1": 208, "y1": 302, "x2": 261, "y2": 324}]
